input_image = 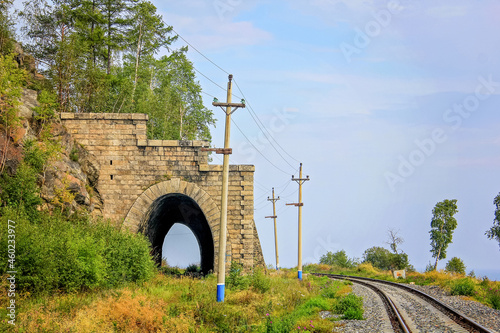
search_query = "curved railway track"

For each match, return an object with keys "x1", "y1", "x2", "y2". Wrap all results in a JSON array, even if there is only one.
[{"x1": 313, "y1": 273, "x2": 496, "y2": 333}]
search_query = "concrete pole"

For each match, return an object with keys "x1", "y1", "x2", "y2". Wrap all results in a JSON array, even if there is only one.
[
  {"x1": 270, "y1": 188, "x2": 280, "y2": 270},
  {"x1": 288, "y1": 163, "x2": 308, "y2": 280},
  {"x1": 297, "y1": 163, "x2": 303, "y2": 280},
  {"x1": 217, "y1": 74, "x2": 233, "y2": 302}
]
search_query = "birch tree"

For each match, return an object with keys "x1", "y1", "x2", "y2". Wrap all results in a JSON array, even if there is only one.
[
  {"x1": 429, "y1": 199, "x2": 458, "y2": 270},
  {"x1": 485, "y1": 193, "x2": 500, "y2": 250}
]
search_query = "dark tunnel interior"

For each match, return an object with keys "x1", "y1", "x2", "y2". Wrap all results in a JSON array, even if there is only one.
[{"x1": 140, "y1": 193, "x2": 214, "y2": 275}]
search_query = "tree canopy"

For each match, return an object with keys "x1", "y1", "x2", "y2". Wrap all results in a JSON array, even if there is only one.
[
  {"x1": 362, "y1": 246, "x2": 409, "y2": 271},
  {"x1": 17, "y1": 0, "x2": 215, "y2": 141},
  {"x1": 319, "y1": 250, "x2": 358, "y2": 268},
  {"x1": 445, "y1": 257, "x2": 466, "y2": 275},
  {"x1": 429, "y1": 199, "x2": 458, "y2": 270},
  {"x1": 485, "y1": 193, "x2": 500, "y2": 250}
]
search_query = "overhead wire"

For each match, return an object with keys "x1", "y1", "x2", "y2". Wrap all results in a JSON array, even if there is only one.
[
  {"x1": 171, "y1": 28, "x2": 230, "y2": 76},
  {"x1": 233, "y1": 79, "x2": 301, "y2": 165},
  {"x1": 168, "y1": 27, "x2": 303, "y2": 191},
  {"x1": 201, "y1": 91, "x2": 217, "y2": 99},
  {"x1": 193, "y1": 67, "x2": 227, "y2": 93},
  {"x1": 231, "y1": 119, "x2": 291, "y2": 175}
]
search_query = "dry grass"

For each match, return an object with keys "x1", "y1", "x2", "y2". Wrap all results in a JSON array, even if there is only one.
[
  {"x1": 2, "y1": 270, "x2": 353, "y2": 332},
  {"x1": 304, "y1": 263, "x2": 500, "y2": 310}
]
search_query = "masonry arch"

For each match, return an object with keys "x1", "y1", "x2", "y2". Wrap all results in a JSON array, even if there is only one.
[{"x1": 123, "y1": 179, "x2": 221, "y2": 274}]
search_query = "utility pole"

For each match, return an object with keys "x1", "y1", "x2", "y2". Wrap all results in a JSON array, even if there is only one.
[
  {"x1": 265, "y1": 188, "x2": 280, "y2": 270},
  {"x1": 202, "y1": 74, "x2": 245, "y2": 302},
  {"x1": 286, "y1": 163, "x2": 309, "y2": 280}
]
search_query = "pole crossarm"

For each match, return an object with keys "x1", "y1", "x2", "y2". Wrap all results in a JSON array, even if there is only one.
[
  {"x1": 212, "y1": 102, "x2": 246, "y2": 115},
  {"x1": 291, "y1": 176, "x2": 310, "y2": 186},
  {"x1": 200, "y1": 148, "x2": 232, "y2": 155},
  {"x1": 265, "y1": 215, "x2": 277, "y2": 219},
  {"x1": 286, "y1": 203, "x2": 304, "y2": 207}
]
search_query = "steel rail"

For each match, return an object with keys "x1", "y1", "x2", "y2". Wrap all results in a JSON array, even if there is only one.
[
  {"x1": 313, "y1": 273, "x2": 496, "y2": 333},
  {"x1": 316, "y1": 273, "x2": 411, "y2": 333}
]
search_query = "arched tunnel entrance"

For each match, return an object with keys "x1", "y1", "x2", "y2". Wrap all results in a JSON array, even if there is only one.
[{"x1": 139, "y1": 193, "x2": 214, "y2": 275}]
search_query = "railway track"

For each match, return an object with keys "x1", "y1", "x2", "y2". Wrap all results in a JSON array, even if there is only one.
[{"x1": 313, "y1": 273, "x2": 496, "y2": 333}]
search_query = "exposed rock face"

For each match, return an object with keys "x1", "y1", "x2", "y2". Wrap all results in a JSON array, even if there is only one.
[
  {"x1": 8, "y1": 87, "x2": 104, "y2": 215},
  {"x1": 3, "y1": 42, "x2": 102, "y2": 216},
  {"x1": 13, "y1": 42, "x2": 37, "y2": 75},
  {"x1": 39, "y1": 121, "x2": 103, "y2": 215},
  {"x1": 18, "y1": 89, "x2": 38, "y2": 120}
]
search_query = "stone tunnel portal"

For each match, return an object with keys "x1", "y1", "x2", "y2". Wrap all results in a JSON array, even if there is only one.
[{"x1": 140, "y1": 193, "x2": 214, "y2": 274}]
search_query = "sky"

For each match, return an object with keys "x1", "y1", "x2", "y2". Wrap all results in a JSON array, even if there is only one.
[
  {"x1": 12, "y1": 0, "x2": 500, "y2": 278},
  {"x1": 153, "y1": 0, "x2": 500, "y2": 279}
]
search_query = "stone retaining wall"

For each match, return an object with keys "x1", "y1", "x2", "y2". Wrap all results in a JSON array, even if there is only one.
[{"x1": 60, "y1": 112, "x2": 264, "y2": 271}]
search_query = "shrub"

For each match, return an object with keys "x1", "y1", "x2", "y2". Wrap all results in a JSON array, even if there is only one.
[
  {"x1": 320, "y1": 250, "x2": 358, "y2": 268},
  {"x1": 226, "y1": 261, "x2": 249, "y2": 290},
  {"x1": 70, "y1": 147, "x2": 79, "y2": 162},
  {"x1": 185, "y1": 263, "x2": 200, "y2": 273},
  {"x1": 450, "y1": 278, "x2": 475, "y2": 296},
  {"x1": 251, "y1": 268, "x2": 271, "y2": 293},
  {"x1": 488, "y1": 288, "x2": 500, "y2": 310},
  {"x1": 334, "y1": 293, "x2": 364, "y2": 320},
  {"x1": 362, "y1": 246, "x2": 409, "y2": 270},
  {"x1": 159, "y1": 265, "x2": 182, "y2": 276},
  {"x1": 445, "y1": 257, "x2": 466, "y2": 275},
  {"x1": 0, "y1": 209, "x2": 156, "y2": 294}
]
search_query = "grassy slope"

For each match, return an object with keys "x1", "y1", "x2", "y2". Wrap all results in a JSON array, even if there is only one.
[
  {"x1": 304, "y1": 263, "x2": 500, "y2": 310},
  {"x1": 1, "y1": 269, "x2": 364, "y2": 333}
]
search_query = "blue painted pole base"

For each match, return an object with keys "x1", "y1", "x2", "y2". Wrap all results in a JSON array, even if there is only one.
[
  {"x1": 298, "y1": 270, "x2": 302, "y2": 280},
  {"x1": 217, "y1": 283, "x2": 225, "y2": 302}
]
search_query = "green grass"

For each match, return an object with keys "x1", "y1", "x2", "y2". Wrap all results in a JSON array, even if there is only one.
[
  {"x1": 304, "y1": 263, "x2": 500, "y2": 310},
  {"x1": 0, "y1": 269, "x2": 363, "y2": 332}
]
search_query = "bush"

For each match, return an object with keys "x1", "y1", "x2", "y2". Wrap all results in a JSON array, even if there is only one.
[
  {"x1": 450, "y1": 278, "x2": 475, "y2": 296},
  {"x1": 362, "y1": 246, "x2": 409, "y2": 270},
  {"x1": 0, "y1": 209, "x2": 156, "y2": 294},
  {"x1": 251, "y1": 268, "x2": 271, "y2": 293},
  {"x1": 70, "y1": 147, "x2": 79, "y2": 162},
  {"x1": 226, "y1": 261, "x2": 250, "y2": 290},
  {"x1": 488, "y1": 288, "x2": 500, "y2": 310},
  {"x1": 185, "y1": 264, "x2": 200, "y2": 273},
  {"x1": 334, "y1": 293, "x2": 364, "y2": 320},
  {"x1": 159, "y1": 266, "x2": 182, "y2": 276},
  {"x1": 445, "y1": 257, "x2": 466, "y2": 275},
  {"x1": 320, "y1": 250, "x2": 358, "y2": 268}
]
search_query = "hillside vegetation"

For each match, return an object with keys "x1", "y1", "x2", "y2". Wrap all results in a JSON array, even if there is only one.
[
  {"x1": 1, "y1": 269, "x2": 368, "y2": 332},
  {"x1": 305, "y1": 263, "x2": 500, "y2": 311}
]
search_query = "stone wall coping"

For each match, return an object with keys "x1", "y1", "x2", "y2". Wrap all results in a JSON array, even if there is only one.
[
  {"x1": 137, "y1": 139, "x2": 210, "y2": 147},
  {"x1": 60, "y1": 112, "x2": 149, "y2": 121},
  {"x1": 199, "y1": 164, "x2": 255, "y2": 172}
]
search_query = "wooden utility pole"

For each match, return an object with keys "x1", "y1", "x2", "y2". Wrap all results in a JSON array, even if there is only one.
[
  {"x1": 265, "y1": 188, "x2": 280, "y2": 270},
  {"x1": 203, "y1": 74, "x2": 245, "y2": 302},
  {"x1": 286, "y1": 163, "x2": 309, "y2": 280}
]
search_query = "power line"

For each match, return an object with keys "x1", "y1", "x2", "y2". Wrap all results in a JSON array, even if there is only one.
[
  {"x1": 231, "y1": 119, "x2": 291, "y2": 175},
  {"x1": 201, "y1": 90, "x2": 217, "y2": 99},
  {"x1": 169, "y1": 27, "x2": 295, "y2": 169},
  {"x1": 171, "y1": 28, "x2": 230, "y2": 76},
  {"x1": 168, "y1": 27, "x2": 301, "y2": 179},
  {"x1": 233, "y1": 79, "x2": 301, "y2": 165},
  {"x1": 193, "y1": 67, "x2": 227, "y2": 92}
]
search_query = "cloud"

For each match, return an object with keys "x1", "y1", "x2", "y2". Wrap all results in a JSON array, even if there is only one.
[
  {"x1": 437, "y1": 156, "x2": 500, "y2": 168},
  {"x1": 159, "y1": 12, "x2": 273, "y2": 51},
  {"x1": 425, "y1": 5, "x2": 467, "y2": 18}
]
